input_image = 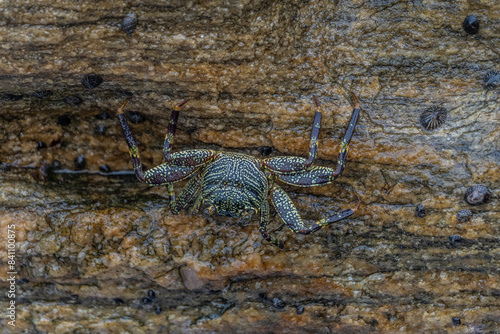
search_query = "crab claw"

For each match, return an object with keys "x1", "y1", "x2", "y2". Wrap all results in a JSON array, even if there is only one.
[
  {"x1": 173, "y1": 99, "x2": 190, "y2": 111},
  {"x1": 352, "y1": 193, "x2": 361, "y2": 212},
  {"x1": 117, "y1": 97, "x2": 132, "y2": 115},
  {"x1": 350, "y1": 92, "x2": 360, "y2": 109}
]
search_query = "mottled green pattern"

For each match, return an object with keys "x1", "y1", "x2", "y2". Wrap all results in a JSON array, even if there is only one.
[
  {"x1": 263, "y1": 156, "x2": 308, "y2": 173},
  {"x1": 271, "y1": 165, "x2": 339, "y2": 187},
  {"x1": 171, "y1": 174, "x2": 202, "y2": 214},
  {"x1": 164, "y1": 149, "x2": 217, "y2": 167},
  {"x1": 271, "y1": 184, "x2": 355, "y2": 235},
  {"x1": 143, "y1": 164, "x2": 199, "y2": 185},
  {"x1": 200, "y1": 153, "x2": 268, "y2": 217}
]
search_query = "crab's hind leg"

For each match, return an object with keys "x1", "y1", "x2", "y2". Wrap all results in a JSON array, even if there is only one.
[
  {"x1": 305, "y1": 95, "x2": 322, "y2": 167},
  {"x1": 163, "y1": 99, "x2": 189, "y2": 162},
  {"x1": 261, "y1": 95, "x2": 323, "y2": 173},
  {"x1": 264, "y1": 92, "x2": 361, "y2": 184},
  {"x1": 270, "y1": 183, "x2": 359, "y2": 235},
  {"x1": 117, "y1": 98, "x2": 147, "y2": 182},
  {"x1": 335, "y1": 92, "x2": 360, "y2": 176},
  {"x1": 259, "y1": 200, "x2": 284, "y2": 249}
]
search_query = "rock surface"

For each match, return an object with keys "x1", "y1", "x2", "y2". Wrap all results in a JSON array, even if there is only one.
[{"x1": 0, "y1": 0, "x2": 499, "y2": 333}]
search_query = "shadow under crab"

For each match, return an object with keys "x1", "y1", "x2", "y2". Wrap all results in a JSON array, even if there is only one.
[{"x1": 117, "y1": 93, "x2": 361, "y2": 248}]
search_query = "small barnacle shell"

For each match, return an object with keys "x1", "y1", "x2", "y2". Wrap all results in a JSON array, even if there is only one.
[
  {"x1": 94, "y1": 124, "x2": 107, "y2": 135},
  {"x1": 37, "y1": 141, "x2": 47, "y2": 149},
  {"x1": 57, "y1": 114, "x2": 71, "y2": 126},
  {"x1": 462, "y1": 15, "x2": 479, "y2": 35},
  {"x1": 415, "y1": 204, "x2": 426, "y2": 218},
  {"x1": 419, "y1": 106, "x2": 447, "y2": 131},
  {"x1": 64, "y1": 95, "x2": 83, "y2": 106},
  {"x1": 121, "y1": 13, "x2": 137, "y2": 36},
  {"x1": 484, "y1": 70, "x2": 500, "y2": 91},
  {"x1": 99, "y1": 164, "x2": 111, "y2": 173},
  {"x1": 74, "y1": 154, "x2": 86, "y2": 169},
  {"x1": 260, "y1": 146, "x2": 273, "y2": 156},
  {"x1": 456, "y1": 209, "x2": 472, "y2": 223},
  {"x1": 32, "y1": 90, "x2": 52, "y2": 99},
  {"x1": 82, "y1": 73, "x2": 103, "y2": 89},
  {"x1": 272, "y1": 298, "x2": 285, "y2": 309},
  {"x1": 127, "y1": 110, "x2": 145, "y2": 124},
  {"x1": 464, "y1": 185, "x2": 490, "y2": 206},
  {"x1": 3, "y1": 93, "x2": 23, "y2": 101},
  {"x1": 141, "y1": 297, "x2": 152, "y2": 304}
]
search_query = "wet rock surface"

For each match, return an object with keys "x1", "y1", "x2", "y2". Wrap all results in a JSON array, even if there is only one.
[{"x1": 0, "y1": 0, "x2": 499, "y2": 333}]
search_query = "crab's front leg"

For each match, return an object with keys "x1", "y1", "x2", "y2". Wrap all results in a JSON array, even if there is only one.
[
  {"x1": 162, "y1": 99, "x2": 189, "y2": 162},
  {"x1": 117, "y1": 98, "x2": 148, "y2": 182},
  {"x1": 117, "y1": 98, "x2": 217, "y2": 186},
  {"x1": 270, "y1": 183, "x2": 359, "y2": 236}
]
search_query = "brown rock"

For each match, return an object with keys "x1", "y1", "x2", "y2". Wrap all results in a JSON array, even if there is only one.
[{"x1": 0, "y1": 0, "x2": 499, "y2": 333}]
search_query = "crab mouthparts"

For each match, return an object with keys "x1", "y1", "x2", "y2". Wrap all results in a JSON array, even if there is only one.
[{"x1": 219, "y1": 211, "x2": 240, "y2": 218}]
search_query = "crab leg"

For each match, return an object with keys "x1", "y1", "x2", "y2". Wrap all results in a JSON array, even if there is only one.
[
  {"x1": 263, "y1": 92, "x2": 360, "y2": 185},
  {"x1": 117, "y1": 98, "x2": 147, "y2": 182},
  {"x1": 305, "y1": 95, "x2": 322, "y2": 167},
  {"x1": 268, "y1": 165, "x2": 341, "y2": 187},
  {"x1": 334, "y1": 92, "x2": 360, "y2": 176},
  {"x1": 163, "y1": 99, "x2": 189, "y2": 161},
  {"x1": 117, "y1": 98, "x2": 217, "y2": 185},
  {"x1": 270, "y1": 183, "x2": 359, "y2": 235},
  {"x1": 259, "y1": 200, "x2": 284, "y2": 249},
  {"x1": 170, "y1": 173, "x2": 203, "y2": 214}
]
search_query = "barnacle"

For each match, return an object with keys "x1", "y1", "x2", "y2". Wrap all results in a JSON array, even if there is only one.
[
  {"x1": 3, "y1": 93, "x2": 23, "y2": 101},
  {"x1": 82, "y1": 73, "x2": 103, "y2": 89},
  {"x1": 74, "y1": 154, "x2": 86, "y2": 169},
  {"x1": 462, "y1": 15, "x2": 479, "y2": 35},
  {"x1": 121, "y1": 13, "x2": 138, "y2": 36},
  {"x1": 64, "y1": 95, "x2": 83, "y2": 106},
  {"x1": 127, "y1": 110, "x2": 146, "y2": 124},
  {"x1": 464, "y1": 185, "x2": 490, "y2": 206},
  {"x1": 415, "y1": 204, "x2": 426, "y2": 218},
  {"x1": 99, "y1": 165, "x2": 111, "y2": 173},
  {"x1": 32, "y1": 90, "x2": 52, "y2": 99},
  {"x1": 419, "y1": 106, "x2": 447, "y2": 131},
  {"x1": 484, "y1": 70, "x2": 500, "y2": 91},
  {"x1": 456, "y1": 209, "x2": 472, "y2": 223}
]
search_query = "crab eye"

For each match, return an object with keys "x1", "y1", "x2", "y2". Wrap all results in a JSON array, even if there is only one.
[
  {"x1": 241, "y1": 208, "x2": 256, "y2": 222},
  {"x1": 203, "y1": 205, "x2": 215, "y2": 216}
]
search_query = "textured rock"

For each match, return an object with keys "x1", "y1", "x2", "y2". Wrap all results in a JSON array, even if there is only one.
[{"x1": 0, "y1": 0, "x2": 499, "y2": 333}]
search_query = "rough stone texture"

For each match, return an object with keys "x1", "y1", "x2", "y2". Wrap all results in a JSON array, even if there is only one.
[{"x1": 0, "y1": 0, "x2": 499, "y2": 333}]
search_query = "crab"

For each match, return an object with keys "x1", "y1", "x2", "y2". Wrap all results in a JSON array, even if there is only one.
[{"x1": 116, "y1": 93, "x2": 361, "y2": 248}]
